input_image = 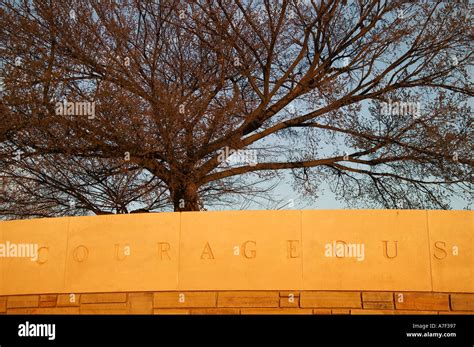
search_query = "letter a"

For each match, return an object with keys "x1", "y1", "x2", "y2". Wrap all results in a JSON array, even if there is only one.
[
  {"x1": 18, "y1": 323, "x2": 26, "y2": 337},
  {"x1": 200, "y1": 242, "x2": 215, "y2": 259}
]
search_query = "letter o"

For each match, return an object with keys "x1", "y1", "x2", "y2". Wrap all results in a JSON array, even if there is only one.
[{"x1": 73, "y1": 245, "x2": 89, "y2": 262}]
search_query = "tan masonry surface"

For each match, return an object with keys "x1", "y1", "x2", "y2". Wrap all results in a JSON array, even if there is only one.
[
  {"x1": 0, "y1": 291, "x2": 473, "y2": 315},
  {"x1": 0, "y1": 210, "x2": 472, "y2": 314}
]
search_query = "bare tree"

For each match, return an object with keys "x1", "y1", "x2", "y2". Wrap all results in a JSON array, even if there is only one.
[{"x1": 0, "y1": 0, "x2": 472, "y2": 218}]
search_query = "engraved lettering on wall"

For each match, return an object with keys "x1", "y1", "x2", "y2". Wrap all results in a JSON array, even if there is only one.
[
  {"x1": 287, "y1": 240, "x2": 300, "y2": 259},
  {"x1": 158, "y1": 242, "x2": 172, "y2": 260},
  {"x1": 382, "y1": 241, "x2": 398, "y2": 259},
  {"x1": 201, "y1": 242, "x2": 215, "y2": 260},
  {"x1": 73, "y1": 245, "x2": 89, "y2": 262},
  {"x1": 36, "y1": 246, "x2": 49, "y2": 264},
  {"x1": 242, "y1": 240, "x2": 256, "y2": 259}
]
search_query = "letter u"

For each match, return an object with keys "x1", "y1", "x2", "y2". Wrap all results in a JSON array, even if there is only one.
[{"x1": 382, "y1": 240, "x2": 398, "y2": 259}]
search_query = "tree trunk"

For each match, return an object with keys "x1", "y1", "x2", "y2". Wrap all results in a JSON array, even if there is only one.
[{"x1": 170, "y1": 182, "x2": 201, "y2": 212}]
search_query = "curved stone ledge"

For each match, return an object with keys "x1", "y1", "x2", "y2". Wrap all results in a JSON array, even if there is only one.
[
  {"x1": 1, "y1": 291, "x2": 473, "y2": 315},
  {"x1": 0, "y1": 210, "x2": 472, "y2": 295}
]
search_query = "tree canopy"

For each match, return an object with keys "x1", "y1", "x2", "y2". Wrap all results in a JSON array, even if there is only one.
[{"x1": 0, "y1": 0, "x2": 472, "y2": 218}]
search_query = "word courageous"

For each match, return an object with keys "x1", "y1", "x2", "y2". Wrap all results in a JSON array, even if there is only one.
[
  {"x1": 217, "y1": 147, "x2": 258, "y2": 166},
  {"x1": 18, "y1": 240, "x2": 460, "y2": 264},
  {"x1": 380, "y1": 98, "x2": 421, "y2": 118},
  {"x1": 324, "y1": 240, "x2": 365, "y2": 261},
  {"x1": 49, "y1": 240, "x2": 397, "y2": 262},
  {"x1": 55, "y1": 99, "x2": 96, "y2": 119},
  {"x1": 18, "y1": 321, "x2": 55, "y2": 340},
  {"x1": 0, "y1": 241, "x2": 38, "y2": 261}
]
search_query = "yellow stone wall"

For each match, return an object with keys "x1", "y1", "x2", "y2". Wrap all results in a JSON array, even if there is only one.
[
  {"x1": 0, "y1": 210, "x2": 472, "y2": 314},
  {"x1": 1, "y1": 291, "x2": 473, "y2": 315}
]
